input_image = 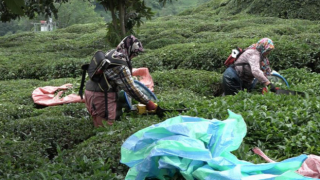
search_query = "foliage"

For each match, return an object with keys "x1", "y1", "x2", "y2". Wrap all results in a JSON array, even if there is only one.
[
  {"x1": 96, "y1": 0, "x2": 155, "y2": 46},
  {"x1": 152, "y1": 69, "x2": 223, "y2": 96},
  {"x1": 136, "y1": 14, "x2": 320, "y2": 73},
  {"x1": 0, "y1": 0, "x2": 211, "y2": 37},
  {"x1": 0, "y1": 0, "x2": 69, "y2": 22},
  {"x1": 55, "y1": 0, "x2": 104, "y2": 28},
  {"x1": 189, "y1": 0, "x2": 320, "y2": 21},
  {"x1": 2, "y1": 66, "x2": 320, "y2": 179},
  {"x1": 0, "y1": 14, "x2": 52, "y2": 36},
  {"x1": 0, "y1": 0, "x2": 103, "y2": 37},
  {"x1": 0, "y1": 23, "x2": 109, "y2": 80},
  {"x1": 145, "y1": 0, "x2": 211, "y2": 17},
  {"x1": 0, "y1": 20, "x2": 18, "y2": 36},
  {"x1": 2, "y1": 0, "x2": 320, "y2": 179}
]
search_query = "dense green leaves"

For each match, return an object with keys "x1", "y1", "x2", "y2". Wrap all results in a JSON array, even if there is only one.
[
  {"x1": 152, "y1": 69, "x2": 223, "y2": 96},
  {"x1": 2, "y1": 0, "x2": 25, "y2": 15},
  {"x1": 0, "y1": 0, "x2": 70, "y2": 22},
  {"x1": 190, "y1": 0, "x2": 320, "y2": 21},
  {"x1": 2, "y1": 0, "x2": 320, "y2": 179},
  {"x1": 2, "y1": 66, "x2": 320, "y2": 178},
  {"x1": 56, "y1": 0, "x2": 104, "y2": 29}
]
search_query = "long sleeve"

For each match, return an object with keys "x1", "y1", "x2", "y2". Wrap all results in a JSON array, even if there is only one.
[
  {"x1": 105, "y1": 66, "x2": 150, "y2": 104},
  {"x1": 235, "y1": 49, "x2": 269, "y2": 84},
  {"x1": 247, "y1": 52, "x2": 269, "y2": 84}
]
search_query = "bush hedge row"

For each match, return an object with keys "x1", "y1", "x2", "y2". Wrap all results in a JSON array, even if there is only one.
[
  {"x1": 152, "y1": 69, "x2": 223, "y2": 96},
  {"x1": 0, "y1": 23, "x2": 109, "y2": 81},
  {"x1": 188, "y1": 0, "x2": 320, "y2": 21},
  {"x1": 3, "y1": 67, "x2": 320, "y2": 179},
  {"x1": 2, "y1": 14, "x2": 320, "y2": 81}
]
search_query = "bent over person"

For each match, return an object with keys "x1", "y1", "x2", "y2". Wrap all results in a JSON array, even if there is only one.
[
  {"x1": 84, "y1": 35, "x2": 157, "y2": 127},
  {"x1": 222, "y1": 38, "x2": 276, "y2": 95}
]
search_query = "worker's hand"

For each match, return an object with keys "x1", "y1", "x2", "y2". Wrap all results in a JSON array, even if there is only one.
[
  {"x1": 262, "y1": 83, "x2": 279, "y2": 94},
  {"x1": 146, "y1": 101, "x2": 157, "y2": 111},
  {"x1": 269, "y1": 83, "x2": 279, "y2": 92},
  {"x1": 262, "y1": 86, "x2": 268, "y2": 94}
]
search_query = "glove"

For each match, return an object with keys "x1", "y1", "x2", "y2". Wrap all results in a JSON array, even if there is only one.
[
  {"x1": 262, "y1": 86, "x2": 268, "y2": 94},
  {"x1": 262, "y1": 83, "x2": 279, "y2": 94},
  {"x1": 269, "y1": 83, "x2": 277, "y2": 92},
  {"x1": 146, "y1": 101, "x2": 157, "y2": 111}
]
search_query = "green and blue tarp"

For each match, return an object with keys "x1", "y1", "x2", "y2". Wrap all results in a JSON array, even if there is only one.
[{"x1": 120, "y1": 110, "x2": 316, "y2": 180}]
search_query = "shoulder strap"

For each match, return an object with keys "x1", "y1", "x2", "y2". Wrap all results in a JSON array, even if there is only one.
[
  {"x1": 104, "y1": 89, "x2": 108, "y2": 119},
  {"x1": 106, "y1": 50, "x2": 133, "y2": 74},
  {"x1": 232, "y1": 63, "x2": 251, "y2": 79},
  {"x1": 106, "y1": 50, "x2": 129, "y2": 66},
  {"x1": 79, "y1": 64, "x2": 89, "y2": 99},
  {"x1": 78, "y1": 50, "x2": 131, "y2": 99},
  {"x1": 234, "y1": 62, "x2": 250, "y2": 66}
]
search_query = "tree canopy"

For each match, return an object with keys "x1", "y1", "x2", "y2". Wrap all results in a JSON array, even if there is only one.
[
  {"x1": 96, "y1": 0, "x2": 176, "y2": 46},
  {"x1": 0, "y1": 0, "x2": 69, "y2": 22},
  {"x1": 0, "y1": 0, "x2": 176, "y2": 45}
]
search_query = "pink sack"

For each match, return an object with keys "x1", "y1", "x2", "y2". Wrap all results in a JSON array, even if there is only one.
[
  {"x1": 32, "y1": 68, "x2": 154, "y2": 106},
  {"x1": 253, "y1": 147, "x2": 320, "y2": 178},
  {"x1": 132, "y1": 67, "x2": 154, "y2": 92},
  {"x1": 32, "y1": 83, "x2": 85, "y2": 106},
  {"x1": 297, "y1": 154, "x2": 320, "y2": 178}
]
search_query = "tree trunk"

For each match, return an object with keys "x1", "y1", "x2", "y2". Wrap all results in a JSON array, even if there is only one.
[
  {"x1": 109, "y1": 5, "x2": 118, "y2": 31},
  {"x1": 119, "y1": 0, "x2": 126, "y2": 37}
]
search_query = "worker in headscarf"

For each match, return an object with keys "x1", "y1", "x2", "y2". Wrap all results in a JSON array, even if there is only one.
[
  {"x1": 222, "y1": 38, "x2": 276, "y2": 95},
  {"x1": 84, "y1": 35, "x2": 157, "y2": 127}
]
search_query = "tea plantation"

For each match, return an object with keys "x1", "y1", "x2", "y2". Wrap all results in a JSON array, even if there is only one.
[{"x1": 1, "y1": 0, "x2": 320, "y2": 179}]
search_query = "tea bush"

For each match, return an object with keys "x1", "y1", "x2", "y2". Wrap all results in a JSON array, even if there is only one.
[
  {"x1": 2, "y1": 10, "x2": 320, "y2": 81},
  {"x1": 191, "y1": 0, "x2": 320, "y2": 21},
  {"x1": 183, "y1": 91, "x2": 320, "y2": 159},
  {"x1": 0, "y1": 23, "x2": 108, "y2": 81},
  {"x1": 134, "y1": 42, "x2": 230, "y2": 73},
  {"x1": 0, "y1": 139, "x2": 49, "y2": 178},
  {"x1": 2, "y1": 0, "x2": 320, "y2": 179},
  {"x1": 152, "y1": 69, "x2": 223, "y2": 96},
  {"x1": 2, "y1": 67, "x2": 320, "y2": 178}
]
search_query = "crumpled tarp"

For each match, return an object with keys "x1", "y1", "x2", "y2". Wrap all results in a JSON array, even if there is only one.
[
  {"x1": 120, "y1": 110, "x2": 318, "y2": 180},
  {"x1": 32, "y1": 83, "x2": 84, "y2": 106}
]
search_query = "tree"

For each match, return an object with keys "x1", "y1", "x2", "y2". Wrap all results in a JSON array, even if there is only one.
[
  {"x1": 0, "y1": 20, "x2": 18, "y2": 36},
  {"x1": 56, "y1": 0, "x2": 103, "y2": 28},
  {"x1": 96, "y1": 0, "x2": 176, "y2": 46},
  {"x1": 0, "y1": 0, "x2": 177, "y2": 45},
  {"x1": 0, "y1": 0, "x2": 69, "y2": 22},
  {"x1": 95, "y1": 0, "x2": 152, "y2": 46}
]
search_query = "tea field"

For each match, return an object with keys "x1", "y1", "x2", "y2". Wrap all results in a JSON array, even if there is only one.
[{"x1": 1, "y1": 0, "x2": 320, "y2": 179}]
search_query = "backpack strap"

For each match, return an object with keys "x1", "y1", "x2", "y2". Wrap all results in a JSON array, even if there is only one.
[
  {"x1": 79, "y1": 64, "x2": 89, "y2": 99},
  {"x1": 106, "y1": 50, "x2": 129, "y2": 67},
  {"x1": 78, "y1": 49, "x2": 131, "y2": 98},
  {"x1": 233, "y1": 63, "x2": 249, "y2": 67},
  {"x1": 231, "y1": 63, "x2": 251, "y2": 79},
  {"x1": 104, "y1": 89, "x2": 108, "y2": 120},
  {"x1": 106, "y1": 50, "x2": 133, "y2": 75}
]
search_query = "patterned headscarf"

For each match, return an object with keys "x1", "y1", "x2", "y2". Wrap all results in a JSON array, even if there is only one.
[
  {"x1": 116, "y1": 35, "x2": 144, "y2": 61},
  {"x1": 247, "y1": 38, "x2": 275, "y2": 76}
]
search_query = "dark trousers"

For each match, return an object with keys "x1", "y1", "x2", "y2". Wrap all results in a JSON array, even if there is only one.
[{"x1": 222, "y1": 67, "x2": 243, "y2": 95}]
